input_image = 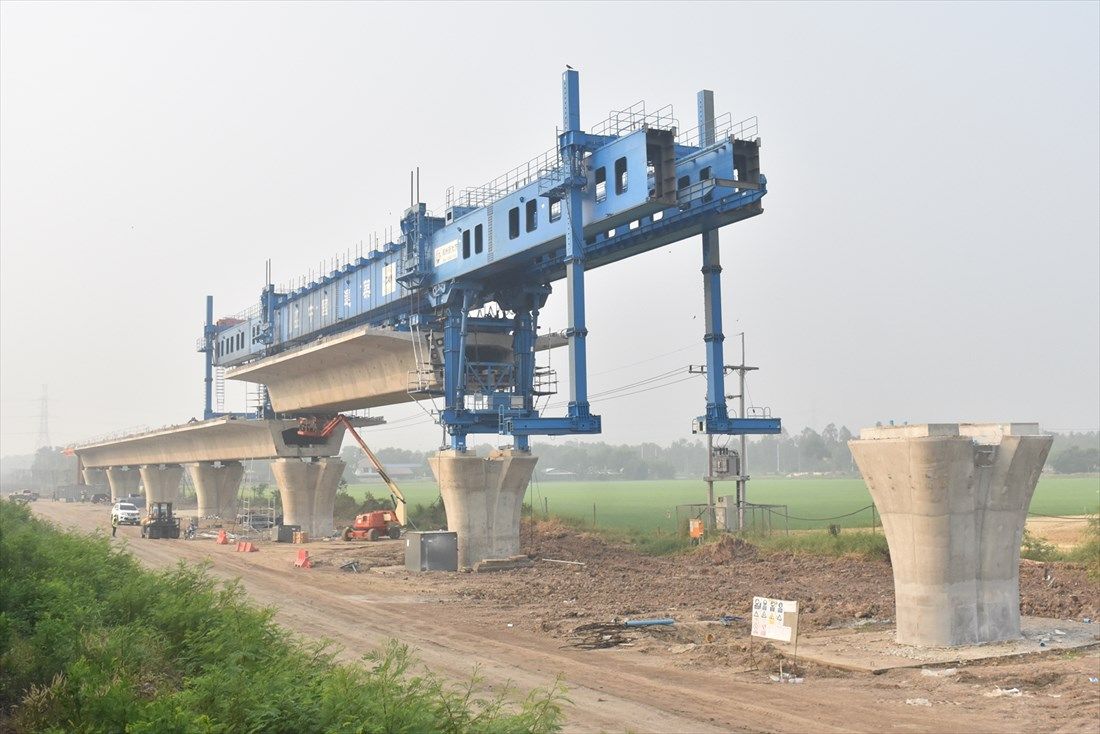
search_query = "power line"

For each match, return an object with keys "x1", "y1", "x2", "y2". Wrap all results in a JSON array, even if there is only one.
[{"x1": 588, "y1": 342, "x2": 698, "y2": 377}]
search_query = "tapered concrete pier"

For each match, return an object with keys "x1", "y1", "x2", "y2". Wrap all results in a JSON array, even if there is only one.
[
  {"x1": 271, "y1": 457, "x2": 345, "y2": 537},
  {"x1": 428, "y1": 449, "x2": 538, "y2": 569},
  {"x1": 185, "y1": 461, "x2": 244, "y2": 519},
  {"x1": 850, "y1": 423, "x2": 1053, "y2": 646},
  {"x1": 104, "y1": 467, "x2": 141, "y2": 502},
  {"x1": 81, "y1": 468, "x2": 108, "y2": 493},
  {"x1": 138, "y1": 464, "x2": 183, "y2": 506}
]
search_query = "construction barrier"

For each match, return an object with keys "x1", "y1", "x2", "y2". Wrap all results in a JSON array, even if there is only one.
[
  {"x1": 294, "y1": 549, "x2": 312, "y2": 569},
  {"x1": 235, "y1": 541, "x2": 258, "y2": 553},
  {"x1": 216, "y1": 529, "x2": 228, "y2": 545}
]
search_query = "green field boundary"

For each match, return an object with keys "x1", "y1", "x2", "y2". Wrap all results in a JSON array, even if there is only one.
[{"x1": 345, "y1": 476, "x2": 1100, "y2": 533}]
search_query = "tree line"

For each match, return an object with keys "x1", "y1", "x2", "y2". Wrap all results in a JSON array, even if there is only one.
[{"x1": 2, "y1": 428, "x2": 1096, "y2": 492}]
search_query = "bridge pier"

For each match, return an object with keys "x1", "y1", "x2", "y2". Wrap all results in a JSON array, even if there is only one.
[
  {"x1": 271, "y1": 457, "x2": 345, "y2": 537},
  {"x1": 138, "y1": 464, "x2": 183, "y2": 506},
  {"x1": 104, "y1": 467, "x2": 141, "y2": 503},
  {"x1": 849, "y1": 423, "x2": 1052, "y2": 646},
  {"x1": 81, "y1": 468, "x2": 108, "y2": 494},
  {"x1": 428, "y1": 449, "x2": 537, "y2": 569},
  {"x1": 185, "y1": 461, "x2": 244, "y2": 520}
]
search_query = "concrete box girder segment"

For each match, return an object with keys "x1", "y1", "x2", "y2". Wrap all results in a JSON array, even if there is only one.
[
  {"x1": 226, "y1": 325, "x2": 566, "y2": 415},
  {"x1": 849, "y1": 423, "x2": 1052, "y2": 646},
  {"x1": 428, "y1": 449, "x2": 538, "y2": 569},
  {"x1": 73, "y1": 416, "x2": 378, "y2": 469}
]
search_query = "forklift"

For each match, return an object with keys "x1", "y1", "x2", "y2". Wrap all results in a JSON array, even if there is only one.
[{"x1": 141, "y1": 502, "x2": 181, "y2": 539}]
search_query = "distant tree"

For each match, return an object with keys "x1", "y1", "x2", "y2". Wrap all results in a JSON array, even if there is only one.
[
  {"x1": 798, "y1": 428, "x2": 829, "y2": 471},
  {"x1": 1051, "y1": 446, "x2": 1100, "y2": 474}
]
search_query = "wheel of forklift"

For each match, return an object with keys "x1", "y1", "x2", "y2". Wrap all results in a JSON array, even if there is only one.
[
  {"x1": 342, "y1": 527, "x2": 354, "y2": 542},
  {"x1": 366, "y1": 528, "x2": 379, "y2": 542},
  {"x1": 387, "y1": 524, "x2": 400, "y2": 540}
]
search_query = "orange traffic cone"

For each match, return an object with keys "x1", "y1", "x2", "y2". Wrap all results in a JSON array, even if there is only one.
[
  {"x1": 294, "y1": 549, "x2": 312, "y2": 569},
  {"x1": 216, "y1": 529, "x2": 228, "y2": 545}
]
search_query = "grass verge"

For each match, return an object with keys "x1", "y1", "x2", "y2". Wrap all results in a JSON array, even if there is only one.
[{"x1": 0, "y1": 501, "x2": 565, "y2": 732}]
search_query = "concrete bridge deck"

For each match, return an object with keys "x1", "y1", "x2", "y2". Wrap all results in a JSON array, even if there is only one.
[
  {"x1": 73, "y1": 416, "x2": 382, "y2": 533},
  {"x1": 74, "y1": 415, "x2": 381, "y2": 468}
]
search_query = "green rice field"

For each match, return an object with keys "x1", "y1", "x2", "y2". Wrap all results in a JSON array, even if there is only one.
[{"x1": 345, "y1": 475, "x2": 1100, "y2": 533}]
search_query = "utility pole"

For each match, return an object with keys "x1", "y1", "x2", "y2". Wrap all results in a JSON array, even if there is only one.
[{"x1": 705, "y1": 433, "x2": 716, "y2": 530}]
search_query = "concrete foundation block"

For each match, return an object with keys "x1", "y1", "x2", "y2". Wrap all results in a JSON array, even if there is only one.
[
  {"x1": 185, "y1": 461, "x2": 244, "y2": 519},
  {"x1": 271, "y1": 457, "x2": 345, "y2": 538},
  {"x1": 429, "y1": 449, "x2": 538, "y2": 569},
  {"x1": 138, "y1": 464, "x2": 183, "y2": 506},
  {"x1": 850, "y1": 423, "x2": 1052, "y2": 646},
  {"x1": 104, "y1": 467, "x2": 141, "y2": 503}
]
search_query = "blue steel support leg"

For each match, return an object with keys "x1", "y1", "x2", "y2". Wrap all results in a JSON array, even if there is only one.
[
  {"x1": 702, "y1": 230, "x2": 728, "y2": 425},
  {"x1": 698, "y1": 89, "x2": 729, "y2": 428},
  {"x1": 443, "y1": 297, "x2": 469, "y2": 451},
  {"x1": 561, "y1": 69, "x2": 591, "y2": 420},
  {"x1": 512, "y1": 306, "x2": 537, "y2": 452},
  {"x1": 203, "y1": 295, "x2": 214, "y2": 420}
]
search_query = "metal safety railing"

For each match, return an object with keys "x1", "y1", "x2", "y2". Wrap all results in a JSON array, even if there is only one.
[
  {"x1": 446, "y1": 102, "x2": 682, "y2": 211},
  {"x1": 677, "y1": 114, "x2": 759, "y2": 148},
  {"x1": 447, "y1": 144, "x2": 563, "y2": 209},
  {"x1": 590, "y1": 101, "x2": 678, "y2": 138}
]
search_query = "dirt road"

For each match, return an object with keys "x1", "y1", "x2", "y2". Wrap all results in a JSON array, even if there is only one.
[{"x1": 33, "y1": 502, "x2": 1100, "y2": 733}]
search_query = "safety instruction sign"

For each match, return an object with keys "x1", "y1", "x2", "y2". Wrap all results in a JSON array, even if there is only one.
[{"x1": 751, "y1": 596, "x2": 798, "y2": 643}]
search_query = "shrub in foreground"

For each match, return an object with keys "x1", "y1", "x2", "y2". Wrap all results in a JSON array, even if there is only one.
[{"x1": 0, "y1": 502, "x2": 564, "y2": 732}]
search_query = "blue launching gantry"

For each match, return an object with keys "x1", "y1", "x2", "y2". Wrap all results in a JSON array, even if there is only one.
[{"x1": 200, "y1": 70, "x2": 780, "y2": 449}]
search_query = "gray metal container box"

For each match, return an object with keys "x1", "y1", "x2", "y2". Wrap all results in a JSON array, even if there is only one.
[
  {"x1": 405, "y1": 531, "x2": 458, "y2": 572},
  {"x1": 276, "y1": 524, "x2": 301, "y2": 543}
]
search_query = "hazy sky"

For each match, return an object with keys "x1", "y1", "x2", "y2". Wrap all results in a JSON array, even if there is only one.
[{"x1": 1, "y1": 1, "x2": 1098, "y2": 456}]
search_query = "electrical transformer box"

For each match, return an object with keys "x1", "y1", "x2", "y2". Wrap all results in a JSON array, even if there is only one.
[{"x1": 405, "y1": 531, "x2": 458, "y2": 572}]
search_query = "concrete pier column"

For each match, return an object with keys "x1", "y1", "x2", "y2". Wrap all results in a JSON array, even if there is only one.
[
  {"x1": 849, "y1": 423, "x2": 1052, "y2": 646},
  {"x1": 185, "y1": 461, "x2": 244, "y2": 519},
  {"x1": 271, "y1": 457, "x2": 345, "y2": 537},
  {"x1": 104, "y1": 467, "x2": 141, "y2": 503},
  {"x1": 428, "y1": 449, "x2": 538, "y2": 569},
  {"x1": 81, "y1": 468, "x2": 108, "y2": 492},
  {"x1": 138, "y1": 464, "x2": 184, "y2": 506}
]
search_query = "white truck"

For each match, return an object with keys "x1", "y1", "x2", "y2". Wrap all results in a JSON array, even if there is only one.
[{"x1": 111, "y1": 502, "x2": 141, "y2": 525}]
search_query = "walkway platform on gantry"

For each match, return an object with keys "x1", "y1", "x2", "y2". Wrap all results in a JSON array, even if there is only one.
[{"x1": 73, "y1": 415, "x2": 382, "y2": 468}]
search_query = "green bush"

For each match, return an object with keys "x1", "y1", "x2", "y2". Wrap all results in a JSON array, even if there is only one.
[
  {"x1": 750, "y1": 530, "x2": 891, "y2": 561},
  {"x1": 1020, "y1": 528, "x2": 1063, "y2": 562},
  {"x1": 1066, "y1": 515, "x2": 1100, "y2": 579},
  {"x1": 0, "y1": 502, "x2": 564, "y2": 732},
  {"x1": 408, "y1": 495, "x2": 448, "y2": 530}
]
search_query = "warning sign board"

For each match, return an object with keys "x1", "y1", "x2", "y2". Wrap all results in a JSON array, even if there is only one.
[{"x1": 751, "y1": 596, "x2": 798, "y2": 643}]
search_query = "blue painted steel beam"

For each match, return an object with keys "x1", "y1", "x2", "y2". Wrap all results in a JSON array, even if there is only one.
[
  {"x1": 560, "y1": 69, "x2": 595, "y2": 428},
  {"x1": 699, "y1": 89, "x2": 731, "y2": 430},
  {"x1": 699, "y1": 417, "x2": 781, "y2": 435}
]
